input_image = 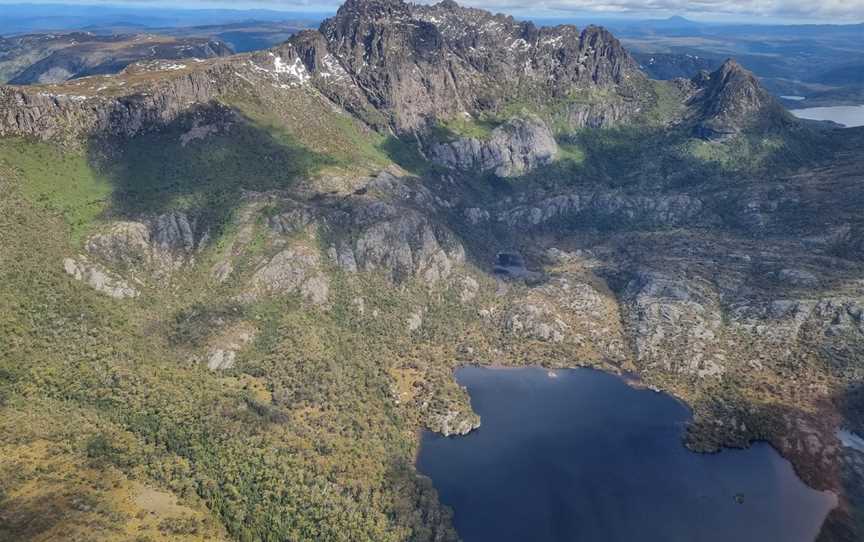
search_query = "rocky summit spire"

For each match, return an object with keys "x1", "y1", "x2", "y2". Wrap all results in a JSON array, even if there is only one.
[{"x1": 689, "y1": 58, "x2": 792, "y2": 139}]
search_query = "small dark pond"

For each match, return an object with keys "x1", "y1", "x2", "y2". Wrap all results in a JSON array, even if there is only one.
[{"x1": 417, "y1": 367, "x2": 836, "y2": 542}]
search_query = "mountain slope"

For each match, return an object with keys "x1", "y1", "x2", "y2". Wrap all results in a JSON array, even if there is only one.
[{"x1": 1, "y1": 1, "x2": 863, "y2": 541}]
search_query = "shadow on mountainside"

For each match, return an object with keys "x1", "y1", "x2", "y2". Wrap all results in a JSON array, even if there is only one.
[
  {"x1": 87, "y1": 102, "x2": 335, "y2": 238},
  {"x1": 0, "y1": 492, "x2": 87, "y2": 541}
]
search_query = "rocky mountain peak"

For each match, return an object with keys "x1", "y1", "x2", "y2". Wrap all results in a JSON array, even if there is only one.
[
  {"x1": 0, "y1": 0, "x2": 646, "y2": 141},
  {"x1": 312, "y1": 0, "x2": 643, "y2": 133},
  {"x1": 333, "y1": 0, "x2": 412, "y2": 20},
  {"x1": 689, "y1": 57, "x2": 791, "y2": 139}
]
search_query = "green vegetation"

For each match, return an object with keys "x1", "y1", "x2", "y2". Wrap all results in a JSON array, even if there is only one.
[
  {"x1": 0, "y1": 138, "x2": 112, "y2": 243},
  {"x1": 556, "y1": 141, "x2": 587, "y2": 165},
  {"x1": 642, "y1": 80, "x2": 686, "y2": 126},
  {"x1": 98, "y1": 106, "x2": 334, "y2": 227},
  {"x1": 682, "y1": 129, "x2": 829, "y2": 172},
  {"x1": 0, "y1": 95, "x2": 468, "y2": 542},
  {"x1": 428, "y1": 115, "x2": 500, "y2": 143}
]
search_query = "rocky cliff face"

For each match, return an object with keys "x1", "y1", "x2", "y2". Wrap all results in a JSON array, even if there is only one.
[
  {"x1": 0, "y1": 49, "x2": 311, "y2": 142},
  {"x1": 307, "y1": 0, "x2": 645, "y2": 133},
  {"x1": 429, "y1": 116, "x2": 558, "y2": 176},
  {"x1": 0, "y1": 64, "x2": 232, "y2": 141}
]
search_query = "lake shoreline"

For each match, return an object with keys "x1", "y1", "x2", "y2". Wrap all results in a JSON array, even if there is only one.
[
  {"x1": 417, "y1": 366, "x2": 838, "y2": 542},
  {"x1": 790, "y1": 104, "x2": 864, "y2": 128}
]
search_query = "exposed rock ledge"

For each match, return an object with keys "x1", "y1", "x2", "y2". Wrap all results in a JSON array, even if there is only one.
[
  {"x1": 63, "y1": 256, "x2": 139, "y2": 299},
  {"x1": 427, "y1": 409, "x2": 481, "y2": 437},
  {"x1": 428, "y1": 116, "x2": 558, "y2": 177}
]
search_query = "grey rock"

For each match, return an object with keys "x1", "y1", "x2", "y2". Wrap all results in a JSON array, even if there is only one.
[
  {"x1": 463, "y1": 207, "x2": 490, "y2": 225},
  {"x1": 407, "y1": 310, "x2": 424, "y2": 332},
  {"x1": 63, "y1": 256, "x2": 139, "y2": 299},
  {"x1": 83, "y1": 211, "x2": 204, "y2": 277},
  {"x1": 426, "y1": 407, "x2": 481, "y2": 436},
  {"x1": 459, "y1": 276, "x2": 479, "y2": 303},
  {"x1": 312, "y1": 0, "x2": 643, "y2": 134},
  {"x1": 621, "y1": 271, "x2": 724, "y2": 378},
  {"x1": 340, "y1": 205, "x2": 465, "y2": 284},
  {"x1": 505, "y1": 303, "x2": 568, "y2": 343},
  {"x1": 688, "y1": 59, "x2": 793, "y2": 139},
  {"x1": 429, "y1": 116, "x2": 558, "y2": 177},
  {"x1": 500, "y1": 192, "x2": 704, "y2": 229},
  {"x1": 207, "y1": 349, "x2": 237, "y2": 371},
  {"x1": 776, "y1": 268, "x2": 820, "y2": 287},
  {"x1": 248, "y1": 247, "x2": 330, "y2": 305}
]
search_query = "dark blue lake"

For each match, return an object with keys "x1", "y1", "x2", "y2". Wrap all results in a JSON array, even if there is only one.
[{"x1": 417, "y1": 367, "x2": 836, "y2": 542}]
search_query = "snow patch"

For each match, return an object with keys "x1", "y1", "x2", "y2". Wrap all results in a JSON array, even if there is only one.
[
  {"x1": 509, "y1": 38, "x2": 530, "y2": 51},
  {"x1": 274, "y1": 55, "x2": 310, "y2": 84}
]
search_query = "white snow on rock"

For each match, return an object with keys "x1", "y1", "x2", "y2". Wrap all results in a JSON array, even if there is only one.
[{"x1": 274, "y1": 55, "x2": 310, "y2": 85}]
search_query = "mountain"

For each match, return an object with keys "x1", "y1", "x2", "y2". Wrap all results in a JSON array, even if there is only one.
[
  {"x1": 687, "y1": 58, "x2": 793, "y2": 138},
  {"x1": 0, "y1": 31, "x2": 233, "y2": 84},
  {"x1": 615, "y1": 19, "x2": 864, "y2": 107},
  {"x1": 640, "y1": 15, "x2": 704, "y2": 30},
  {"x1": 1, "y1": 1, "x2": 863, "y2": 541},
  {"x1": 307, "y1": 0, "x2": 645, "y2": 133}
]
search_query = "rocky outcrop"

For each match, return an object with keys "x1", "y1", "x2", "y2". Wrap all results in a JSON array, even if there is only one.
[
  {"x1": 429, "y1": 116, "x2": 558, "y2": 177},
  {"x1": 688, "y1": 59, "x2": 793, "y2": 139},
  {"x1": 287, "y1": 30, "x2": 387, "y2": 130},
  {"x1": 498, "y1": 191, "x2": 705, "y2": 230},
  {"x1": 0, "y1": 46, "x2": 312, "y2": 142},
  {"x1": 324, "y1": 193, "x2": 466, "y2": 284},
  {"x1": 347, "y1": 211, "x2": 464, "y2": 284},
  {"x1": 63, "y1": 256, "x2": 139, "y2": 299},
  {"x1": 620, "y1": 270, "x2": 725, "y2": 378},
  {"x1": 203, "y1": 323, "x2": 257, "y2": 371},
  {"x1": 247, "y1": 246, "x2": 330, "y2": 305},
  {"x1": 0, "y1": 67, "x2": 228, "y2": 141},
  {"x1": 83, "y1": 211, "x2": 206, "y2": 277},
  {"x1": 426, "y1": 408, "x2": 480, "y2": 436},
  {"x1": 505, "y1": 302, "x2": 568, "y2": 343}
]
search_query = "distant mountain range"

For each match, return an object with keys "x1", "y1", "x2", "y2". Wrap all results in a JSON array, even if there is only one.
[{"x1": 0, "y1": 3, "x2": 328, "y2": 35}]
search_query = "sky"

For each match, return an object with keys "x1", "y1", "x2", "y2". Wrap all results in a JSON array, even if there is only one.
[
  {"x1": 430, "y1": 0, "x2": 864, "y2": 22},
  {"x1": 1, "y1": 0, "x2": 863, "y2": 23}
]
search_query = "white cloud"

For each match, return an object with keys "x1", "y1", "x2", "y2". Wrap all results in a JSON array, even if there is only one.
[
  {"x1": 8, "y1": 0, "x2": 862, "y2": 22},
  {"x1": 413, "y1": 0, "x2": 864, "y2": 20}
]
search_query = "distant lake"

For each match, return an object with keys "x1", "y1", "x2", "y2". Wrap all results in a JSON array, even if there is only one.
[
  {"x1": 790, "y1": 105, "x2": 864, "y2": 127},
  {"x1": 417, "y1": 367, "x2": 836, "y2": 542}
]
